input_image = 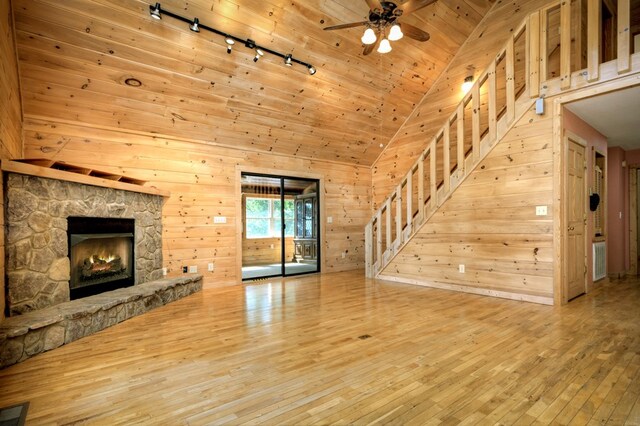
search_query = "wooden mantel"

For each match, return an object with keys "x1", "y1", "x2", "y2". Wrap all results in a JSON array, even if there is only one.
[{"x1": 1, "y1": 159, "x2": 170, "y2": 197}]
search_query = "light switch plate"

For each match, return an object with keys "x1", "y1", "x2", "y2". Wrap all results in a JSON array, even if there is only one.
[
  {"x1": 207, "y1": 263, "x2": 214, "y2": 272},
  {"x1": 327, "y1": 216, "x2": 333, "y2": 224},
  {"x1": 189, "y1": 265, "x2": 197, "y2": 273},
  {"x1": 536, "y1": 206, "x2": 547, "y2": 216},
  {"x1": 213, "y1": 216, "x2": 227, "y2": 224}
]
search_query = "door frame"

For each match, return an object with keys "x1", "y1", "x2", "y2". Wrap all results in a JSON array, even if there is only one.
[
  {"x1": 562, "y1": 131, "x2": 588, "y2": 303},
  {"x1": 552, "y1": 76, "x2": 640, "y2": 305},
  {"x1": 236, "y1": 165, "x2": 324, "y2": 282}
]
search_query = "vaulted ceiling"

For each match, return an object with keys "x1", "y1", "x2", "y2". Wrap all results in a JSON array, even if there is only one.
[{"x1": 12, "y1": 0, "x2": 494, "y2": 165}]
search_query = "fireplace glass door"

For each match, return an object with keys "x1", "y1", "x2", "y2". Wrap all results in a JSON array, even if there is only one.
[{"x1": 68, "y1": 217, "x2": 135, "y2": 299}]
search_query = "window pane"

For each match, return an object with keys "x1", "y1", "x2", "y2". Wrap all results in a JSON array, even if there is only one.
[
  {"x1": 273, "y1": 199, "x2": 281, "y2": 219},
  {"x1": 284, "y1": 219, "x2": 294, "y2": 237},
  {"x1": 246, "y1": 198, "x2": 270, "y2": 218},
  {"x1": 247, "y1": 218, "x2": 270, "y2": 238},
  {"x1": 284, "y1": 200, "x2": 295, "y2": 219},
  {"x1": 273, "y1": 218, "x2": 282, "y2": 236}
]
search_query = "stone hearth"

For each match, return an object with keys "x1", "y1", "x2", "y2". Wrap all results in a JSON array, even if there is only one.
[
  {"x1": 0, "y1": 275, "x2": 202, "y2": 368},
  {"x1": 5, "y1": 173, "x2": 164, "y2": 315}
]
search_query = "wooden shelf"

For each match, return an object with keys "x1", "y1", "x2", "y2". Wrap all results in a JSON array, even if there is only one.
[{"x1": 1, "y1": 159, "x2": 170, "y2": 197}]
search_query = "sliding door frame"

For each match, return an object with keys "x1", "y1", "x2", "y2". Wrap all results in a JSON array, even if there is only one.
[{"x1": 236, "y1": 165, "x2": 324, "y2": 282}]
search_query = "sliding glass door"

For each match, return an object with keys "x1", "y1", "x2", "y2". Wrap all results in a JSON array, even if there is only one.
[{"x1": 241, "y1": 173, "x2": 319, "y2": 280}]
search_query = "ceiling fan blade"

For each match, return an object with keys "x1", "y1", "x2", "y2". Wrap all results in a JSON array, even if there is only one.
[
  {"x1": 324, "y1": 21, "x2": 369, "y2": 31},
  {"x1": 400, "y1": 23, "x2": 430, "y2": 42},
  {"x1": 364, "y1": 0, "x2": 383, "y2": 11},
  {"x1": 397, "y1": 0, "x2": 438, "y2": 16},
  {"x1": 363, "y1": 37, "x2": 380, "y2": 55}
]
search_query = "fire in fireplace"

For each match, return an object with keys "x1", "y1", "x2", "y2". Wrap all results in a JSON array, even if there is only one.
[{"x1": 68, "y1": 217, "x2": 135, "y2": 299}]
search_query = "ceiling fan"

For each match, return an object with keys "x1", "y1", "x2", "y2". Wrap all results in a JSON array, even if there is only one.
[{"x1": 323, "y1": 0, "x2": 436, "y2": 55}]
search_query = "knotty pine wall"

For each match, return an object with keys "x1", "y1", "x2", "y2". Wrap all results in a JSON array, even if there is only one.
[
  {"x1": 372, "y1": 0, "x2": 555, "y2": 209},
  {"x1": 380, "y1": 104, "x2": 555, "y2": 304},
  {"x1": 22, "y1": 119, "x2": 371, "y2": 287},
  {"x1": 242, "y1": 238, "x2": 295, "y2": 266},
  {"x1": 1, "y1": 0, "x2": 23, "y2": 321}
]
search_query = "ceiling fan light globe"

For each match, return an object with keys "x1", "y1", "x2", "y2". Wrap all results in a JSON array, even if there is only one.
[
  {"x1": 388, "y1": 24, "x2": 403, "y2": 41},
  {"x1": 361, "y1": 28, "x2": 377, "y2": 45},
  {"x1": 377, "y1": 38, "x2": 392, "y2": 54}
]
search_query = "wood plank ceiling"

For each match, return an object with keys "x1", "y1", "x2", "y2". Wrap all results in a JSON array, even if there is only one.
[{"x1": 12, "y1": 0, "x2": 494, "y2": 166}]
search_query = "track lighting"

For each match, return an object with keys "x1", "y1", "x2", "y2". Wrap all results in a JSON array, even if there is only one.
[
  {"x1": 462, "y1": 75, "x2": 474, "y2": 93},
  {"x1": 377, "y1": 38, "x2": 392, "y2": 54},
  {"x1": 388, "y1": 24, "x2": 403, "y2": 41},
  {"x1": 361, "y1": 28, "x2": 377, "y2": 45},
  {"x1": 225, "y1": 36, "x2": 234, "y2": 54},
  {"x1": 147, "y1": 3, "x2": 315, "y2": 75},
  {"x1": 149, "y1": 3, "x2": 161, "y2": 20},
  {"x1": 189, "y1": 17, "x2": 200, "y2": 32}
]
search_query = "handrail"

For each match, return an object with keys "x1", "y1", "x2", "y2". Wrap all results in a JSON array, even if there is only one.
[{"x1": 365, "y1": 0, "x2": 636, "y2": 278}]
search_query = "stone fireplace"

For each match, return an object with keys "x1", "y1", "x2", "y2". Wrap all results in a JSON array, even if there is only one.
[{"x1": 5, "y1": 173, "x2": 164, "y2": 316}]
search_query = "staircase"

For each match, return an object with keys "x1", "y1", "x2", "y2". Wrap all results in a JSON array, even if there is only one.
[{"x1": 365, "y1": 0, "x2": 638, "y2": 279}]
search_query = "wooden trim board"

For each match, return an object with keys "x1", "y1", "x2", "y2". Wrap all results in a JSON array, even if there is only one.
[{"x1": 0, "y1": 160, "x2": 170, "y2": 197}]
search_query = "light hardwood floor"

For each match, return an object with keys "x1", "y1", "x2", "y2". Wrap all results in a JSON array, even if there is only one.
[{"x1": 1, "y1": 271, "x2": 639, "y2": 425}]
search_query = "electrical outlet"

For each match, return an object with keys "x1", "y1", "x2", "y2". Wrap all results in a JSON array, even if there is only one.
[
  {"x1": 459, "y1": 264, "x2": 465, "y2": 273},
  {"x1": 208, "y1": 263, "x2": 214, "y2": 272},
  {"x1": 535, "y1": 205, "x2": 548, "y2": 216},
  {"x1": 327, "y1": 216, "x2": 333, "y2": 224},
  {"x1": 270, "y1": 244, "x2": 274, "y2": 249},
  {"x1": 162, "y1": 267, "x2": 167, "y2": 276},
  {"x1": 182, "y1": 266, "x2": 188, "y2": 273},
  {"x1": 342, "y1": 252, "x2": 346, "y2": 259},
  {"x1": 189, "y1": 265, "x2": 197, "y2": 273}
]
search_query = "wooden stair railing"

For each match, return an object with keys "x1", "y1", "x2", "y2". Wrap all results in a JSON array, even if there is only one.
[{"x1": 365, "y1": 0, "x2": 637, "y2": 278}]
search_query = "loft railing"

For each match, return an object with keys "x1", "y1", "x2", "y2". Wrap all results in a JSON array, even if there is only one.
[{"x1": 365, "y1": 0, "x2": 637, "y2": 278}]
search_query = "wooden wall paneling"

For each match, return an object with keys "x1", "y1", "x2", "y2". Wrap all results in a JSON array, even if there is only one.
[
  {"x1": 23, "y1": 118, "x2": 370, "y2": 287},
  {"x1": 380, "y1": 104, "x2": 555, "y2": 303},
  {"x1": 12, "y1": 0, "x2": 496, "y2": 169}
]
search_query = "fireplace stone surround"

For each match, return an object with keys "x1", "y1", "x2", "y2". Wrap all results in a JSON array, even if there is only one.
[{"x1": 5, "y1": 172, "x2": 164, "y2": 315}]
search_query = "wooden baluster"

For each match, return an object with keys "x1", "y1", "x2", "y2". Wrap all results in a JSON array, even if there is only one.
[
  {"x1": 488, "y1": 61, "x2": 497, "y2": 142},
  {"x1": 617, "y1": 0, "x2": 630, "y2": 73},
  {"x1": 506, "y1": 37, "x2": 515, "y2": 123},
  {"x1": 405, "y1": 171, "x2": 413, "y2": 235},
  {"x1": 443, "y1": 125, "x2": 451, "y2": 194},
  {"x1": 457, "y1": 104, "x2": 465, "y2": 177},
  {"x1": 560, "y1": 0, "x2": 572, "y2": 90},
  {"x1": 540, "y1": 9, "x2": 549, "y2": 88},
  {"x1": 528, "y1": 11, "x2": 541, "y2": 97},
  {"x1": 472, "y1": 84, "x2": 480, "y2": 161},
  {"x1": 418, "y1": 153, "x2": 425, "y2": 222},
  {"x1": 385, "y1": 199, "x2": 391, "y2": 256},
  {"x1": 395, "y1": 185, "x2": 403, "y2": 247},
  {"x1": 430, "y1": 140, "x2": 437, "y2": 208},
  {"x1": 365, "y1": 222, "x2": 372, "y2": 277},
  {"x1": 375, "y1": 210, "x2": 382, "y2": 271},
  {"x1": 587, "y1": 0, "x2": 600, "y2": 82}
]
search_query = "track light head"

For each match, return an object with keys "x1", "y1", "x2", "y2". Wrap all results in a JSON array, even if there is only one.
[
  {"x1": 307, "y1": 65, "x2": 316, "y2": 75},
  {"x1": 254, "y1": 48, "x2": 264, "y2": 62},
  {"x1": 189, "y1": 17, "x2": 200, "y2": 32},
  {"x1": 284, "y1": 54, "x2": 293, "y2": 67},
  {"x1": 225, "y1": 36, "x2": 235, "y2": 54},
  {"x1": 149, "y1": 3, "x2": 162, "y2": 20}
]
